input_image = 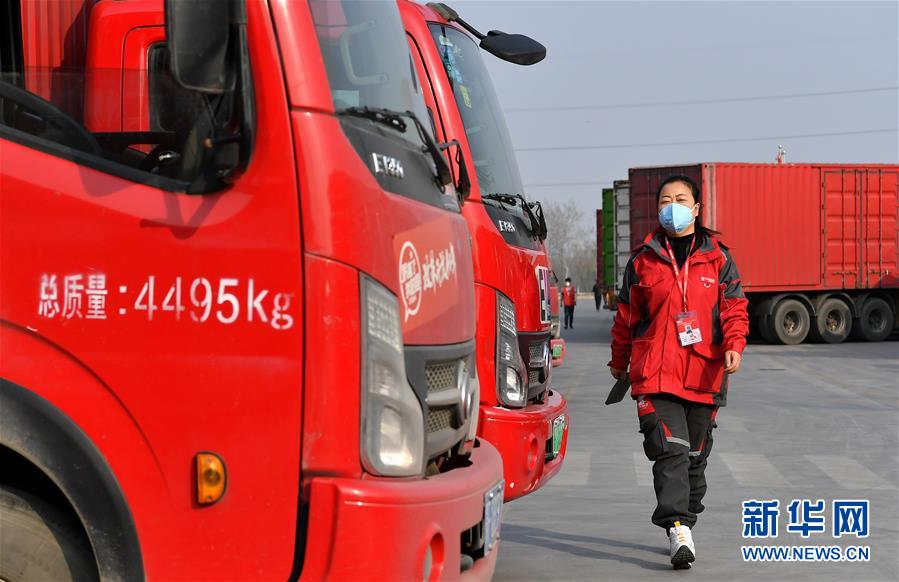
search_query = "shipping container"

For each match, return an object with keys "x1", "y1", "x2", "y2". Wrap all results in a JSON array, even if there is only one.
[
  {"x1": 626, "y1": 163, "x2": 899, "y2": 345},
  {"x1": 596, "y1": 209, "x2": 603, "y2": 289},
  {"x1": 614, "y1": 180, "x2": 632, "y2": 293},
  {"x1": 602, "y1": 188, "x2": 616, "y2": 289}
]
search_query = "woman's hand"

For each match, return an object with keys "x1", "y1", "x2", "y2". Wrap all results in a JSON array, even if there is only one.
[
  {"x1": 610, "y1": 367, "x2": 627, "y2": 380},
  {"x1": 724, "y1": 350, "x2": 742, "y2": 374}
]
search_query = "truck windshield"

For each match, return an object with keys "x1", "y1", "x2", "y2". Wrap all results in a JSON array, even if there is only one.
[
  {"x1": 311, "y1": 1, "x2": 433, "y2": 145},
  {"x1": 428, "y1": 24, "x2": 525, "y2": 201}
]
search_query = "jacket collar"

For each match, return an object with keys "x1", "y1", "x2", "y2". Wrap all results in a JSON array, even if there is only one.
[{"x1": 642, "y1": 228, "x2": 721, "y2": 265}]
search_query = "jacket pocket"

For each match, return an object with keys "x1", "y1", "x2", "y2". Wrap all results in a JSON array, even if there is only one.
[
  {"x1": 638, "y1": 413, "x2": 667, "y2": 461},
  {"x1": 629, "y1": 338, "x2": 654, "y2": 382},
  {"x1": 685, "y1": 351, "x2": 726, "y2": 393}
]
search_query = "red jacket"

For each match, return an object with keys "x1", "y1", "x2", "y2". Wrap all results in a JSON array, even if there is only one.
[
  {"x1": 562, "y1": 286, "x2": 577, "y2": 306},
  {"x1": 609, "y1": 230, "x2": 749, "y2": 405}
]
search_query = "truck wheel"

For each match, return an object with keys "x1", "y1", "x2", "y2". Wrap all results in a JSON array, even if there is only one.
[
  {"x1": 809, "y1": 298, "x2": 852, "y2": 344},
  {"x1": 770, "y1": 299, "x2": 810, "y2": 345},
  {"x1": 851, "y1": 297, "x2": 893, "y2": 342},
  {"x1": 0, "y1": 485, "x2": 98, "y2": 582},
  {"x1": 758, "y1": 314, "x2": 776, "y2": 344}
]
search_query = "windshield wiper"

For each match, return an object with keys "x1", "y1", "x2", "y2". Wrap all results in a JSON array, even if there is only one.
[
  {"x1": 338, "y1": 106, "x2": 408, "y2": 133},
  {"x1": 338, "y1": 107, "x2": 452, "y2": 188},
  {"x1": 482, "y1": 193, "x2": 520, "y2": 208},
  {"x1": 483, "y1": 193, "x2": 547, "y2": 240}
]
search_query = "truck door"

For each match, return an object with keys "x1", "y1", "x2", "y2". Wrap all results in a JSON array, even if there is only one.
[
  {"x1": 0, "y1": 2, "x2": 305, "y2": 576},
  {"x1": 860, "y1": 169, "x2": 899, "y2": 288},
  {"x1": 823, "y1": 169, "x2": 899, "y2": 289}
]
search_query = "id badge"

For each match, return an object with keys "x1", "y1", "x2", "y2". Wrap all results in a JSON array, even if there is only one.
[{"x1": 675, "y1": 311, "x2": 702, "y2": 346}]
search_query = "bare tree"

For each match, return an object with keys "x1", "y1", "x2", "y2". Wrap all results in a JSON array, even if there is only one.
[{"x1": 541, "y1": 200, "x2": 596, "y2": 291}]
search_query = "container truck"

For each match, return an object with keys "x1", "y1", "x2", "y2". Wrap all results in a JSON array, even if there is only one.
[
  {"x1": 400, "y1": 1, "x2": 569, "y2": 502},
  {"x1": 0, "y1": 0, "x2": 506, "y2": 579},
  {"x1": 595, "y1": 208, "x2": 604, "y2": 304},
  {"x1": 624, "y1": 163, "x2": 899, "y2": 345},
  {"x1": 598, "y1": 184, "x2": 629, "y2": 310}
]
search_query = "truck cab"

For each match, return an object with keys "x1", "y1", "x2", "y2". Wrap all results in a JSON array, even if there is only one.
[
  {"x1": 400, "y1": 1, "x2": 569, "y2": 502},
  {"x1": 0, "y1": 0, "x2": 503, "y2": 579}
]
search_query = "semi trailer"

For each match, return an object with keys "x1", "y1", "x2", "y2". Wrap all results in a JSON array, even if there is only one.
[{"x1": 609, "y1": 163, "x2": 899, "y2": 345}]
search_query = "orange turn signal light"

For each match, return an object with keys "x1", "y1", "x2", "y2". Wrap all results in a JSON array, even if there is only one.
[{"x1": 196, "y1": 452, "x2": 226, "y2": 505}]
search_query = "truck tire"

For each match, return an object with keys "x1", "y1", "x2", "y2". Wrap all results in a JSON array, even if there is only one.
[
  {"x1": 769, "y1": 299, "x2": 810, "y2": 345},
  {"x1": 809, "y1": 298, "x2": 852, "y2": 344},
  {"x1": 758, "y1": 314, "x2": 776, "y2": 344},
  {"x1": 851, "y1": 297, "x2": 893, "y2": 342},
  {"x1": 0, "y1": 485, "x2": 98, "y2": 582}
]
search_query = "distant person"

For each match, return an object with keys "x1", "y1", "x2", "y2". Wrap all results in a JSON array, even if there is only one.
[
  {"x1": 607, "y1": 175, "x2": 749, "y2": 569},
  {"x1": 592, "y1": 283, "x2": 601, "y2": 310},
  {"x1": 562, "y1": 278, "x2": 577, "y2": 328}
]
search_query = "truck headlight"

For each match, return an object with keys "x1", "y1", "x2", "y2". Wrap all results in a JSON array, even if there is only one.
[
  {"x1": 496, "y1": 293, "x2": 526, "y2": 408},
  {"x1": 360, "y1": 276, "x2": 424, "y2": 477}
]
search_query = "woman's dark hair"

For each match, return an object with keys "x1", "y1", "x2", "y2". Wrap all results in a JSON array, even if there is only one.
[{"x1": 655, "y1": 174, "x2": 720, "y2": 239}]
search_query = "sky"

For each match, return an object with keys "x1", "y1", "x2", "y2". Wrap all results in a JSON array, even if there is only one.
[{"x1": 452, "y1": 0, "x2": 899, "y2": 214}]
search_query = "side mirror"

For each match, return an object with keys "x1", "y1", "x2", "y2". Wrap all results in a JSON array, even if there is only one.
[
  {"x1": 165, "y1": 0, "x2": 236, "y2": 93},
  {"x1": 479, "y1": 31, "x2": 546, "y2": 66},
  {"x1": 426, "y1": 3, "x2": 546, "y2": 67}
]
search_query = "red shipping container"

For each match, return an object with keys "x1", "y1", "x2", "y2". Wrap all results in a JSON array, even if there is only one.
[{"x1": 628, "y1": 163, "x2": 899, "y2": 292}]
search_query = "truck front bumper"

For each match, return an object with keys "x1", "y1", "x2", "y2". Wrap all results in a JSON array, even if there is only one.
[
  {"x1": 479, "y1": 389, "x2": 569, "y2": 502},
  {"x1": 300, "y1": 440, "x2": 504, "y2": 581}
]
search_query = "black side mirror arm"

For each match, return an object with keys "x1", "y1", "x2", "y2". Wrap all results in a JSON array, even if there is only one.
[{"x1": 438, "y1": 139, "x2": 472, "y2": 202}]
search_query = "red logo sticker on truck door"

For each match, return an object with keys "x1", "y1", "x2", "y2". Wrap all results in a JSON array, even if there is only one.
[
  {"x1": 398, "y1": 242, "x2": 423, "y2": 320},
  {"x1": 395, "y1": 219, "x2": 460, "y2": 329}
]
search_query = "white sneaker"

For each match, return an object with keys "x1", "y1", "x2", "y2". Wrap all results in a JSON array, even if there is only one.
[{"x1": 668, "y1": 521, "x2": 696, "y2": 569}]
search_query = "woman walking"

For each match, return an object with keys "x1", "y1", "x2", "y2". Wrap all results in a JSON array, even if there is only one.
[{"x1": 608, "y1": 175, "x2": 749, "y2": 569}]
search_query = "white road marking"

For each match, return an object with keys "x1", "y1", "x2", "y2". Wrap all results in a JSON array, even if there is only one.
[
  {"x1": 805, "y1": 455, "x2": 892, "y2": 490},
  {"x1": 633, "y1": 452, "x2": 653, "y2": 486},
  {"x1": 719, "y1": 453, "x2": 789, "y2": 487}
]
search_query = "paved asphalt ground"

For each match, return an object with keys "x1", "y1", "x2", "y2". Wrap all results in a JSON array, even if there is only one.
[{"x1": 493, "y1": 302, "x2": 899, "y2": 582}]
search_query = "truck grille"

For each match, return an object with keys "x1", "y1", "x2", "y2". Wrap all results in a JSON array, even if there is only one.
[
  {"x1": 427, "y1": 408, "x2": 455, "y2": 433},
  {"x1": 426, "y1": 361, "x2": 463, "y2": 395},
  {"x1": 405, "y1": 341, "x2": 475, "y2": 462},
  {"x1": 519, "y1": 332, "x2": 552, "y2": 402},
  {"x1": 528, "y1": 340, "x2": 547, "y2": 365}
]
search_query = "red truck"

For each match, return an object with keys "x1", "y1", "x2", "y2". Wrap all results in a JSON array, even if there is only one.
[
  {"x1": 626, "y1": 163, "x2": 899, "y2": 345},
  {"x1": 400, "y1": 1, "x2": 569, "y2": 501},
  {"x1": 0, "y1": 0, "x2": 506, "y2": 579}
]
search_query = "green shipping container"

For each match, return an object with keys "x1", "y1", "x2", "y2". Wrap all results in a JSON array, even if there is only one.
[{"x1": 602, "y1": 188, "x2": 616, "y2": 287}]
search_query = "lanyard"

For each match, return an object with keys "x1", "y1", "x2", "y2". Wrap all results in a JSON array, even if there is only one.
[{"x1": 664, "y1": 238, "x2": 689, "y2": 312}]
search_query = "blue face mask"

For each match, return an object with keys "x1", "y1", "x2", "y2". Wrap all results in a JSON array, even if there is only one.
[{"x1": 658, "y1": 203, "x2": 697, "y2": 233}]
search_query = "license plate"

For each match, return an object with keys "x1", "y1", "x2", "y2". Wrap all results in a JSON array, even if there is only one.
[
  {"x1": 551, "y1": 414, "x2": 566, "y2": 456},
  {"x1": 483, "y1": 481, "x2": 504, "y2": 554}
]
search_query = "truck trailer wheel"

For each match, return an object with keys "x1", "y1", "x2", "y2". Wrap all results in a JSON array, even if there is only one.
[
  {"x1": 809, "y1": 298, "x2": 852, "y2": 344},
  {"x1": 0, "y1": 485, "x2": 98, "y2": 582},
  {"x1": 851, "y1": 297, "x2": 893, "y2": 342},
  {"x1": 758, "y1": 314, "x2": 777, "y2": 344},
  {"x1": 769, "y1": 299, "x2": 810, "y2": 345}
]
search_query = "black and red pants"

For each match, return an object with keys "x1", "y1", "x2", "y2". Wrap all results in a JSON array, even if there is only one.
[{"x1": 636, "y1": 394, "x2": 718, "y2": 530}]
